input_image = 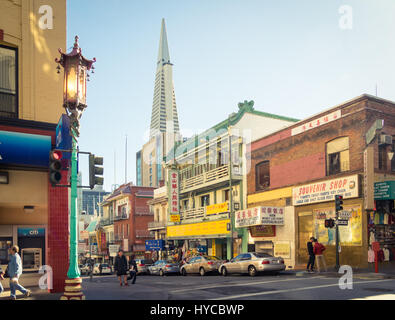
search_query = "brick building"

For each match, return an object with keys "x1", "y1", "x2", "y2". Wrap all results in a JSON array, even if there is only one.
[
  {"x1": 246, "y1": 94, "x2": 395, "y2": 270},
  {"x1": 102, "y1": 184, "x2": 154, "y2": 259}
]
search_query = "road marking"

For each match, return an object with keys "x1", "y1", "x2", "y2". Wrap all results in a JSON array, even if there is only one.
[
  {"x1": 210, "y1": 279, "x2": 395, "y2": 300},
  {"x1": 170, "y1": 276, "x2": 327, "y2": 294}
]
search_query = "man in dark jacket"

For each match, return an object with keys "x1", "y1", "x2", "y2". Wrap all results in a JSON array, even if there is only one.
[
  {"x1": 114, "y1": 250, "x2": 129, "y2": 286},
  {"x1": 306, "y1": 237, "x2": 316, "y2": 273},
  {"x1": 128, "y1": 255, "x2": 138, "y2": 285}
]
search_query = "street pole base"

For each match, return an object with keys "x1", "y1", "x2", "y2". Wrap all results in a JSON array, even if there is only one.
[{"x1": 60, "y1": 278, "x2": 86, "y2": 300}]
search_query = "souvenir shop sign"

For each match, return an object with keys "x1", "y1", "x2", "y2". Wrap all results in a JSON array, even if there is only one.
[
  {"x1": 291, "y1": 110, "x2": 342, "y2": 137},
  {"x1": 374, "y1": 181, "x2": 395, "y2": 200},
  {"x1": 293, "y1": 175, "x2": 359, "y2": 206},
  {"x1": 168, "y1": 169, "x2": 180, "y2": 215}
]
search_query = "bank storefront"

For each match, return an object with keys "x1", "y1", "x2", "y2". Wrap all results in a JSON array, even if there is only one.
[
  {"x1": 246, "y1": 187, "x2": 296, "y2": 270},
  {"x1": 293, "y1": 174, "x2": 366, "y2": 268},
  {"x1": 167, "y1": 219, "x2": 232, "y2": 260}
]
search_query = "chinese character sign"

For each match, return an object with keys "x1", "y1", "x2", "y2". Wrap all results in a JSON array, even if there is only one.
[
  {"x1": 169, "y1": 169, "x2": 180, "y2": 215},
  {"x1": 291, "y1": 110, "x2": 342, "y2": 137}
]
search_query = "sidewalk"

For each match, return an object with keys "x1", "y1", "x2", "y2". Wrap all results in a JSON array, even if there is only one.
[{"x1": 293, "y1": 264, "x2": 395, "y2": 280}]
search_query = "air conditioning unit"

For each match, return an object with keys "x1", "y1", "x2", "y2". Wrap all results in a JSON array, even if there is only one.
[{"x1": 379, "y1": 135, "x2": 393, "y2": 146}]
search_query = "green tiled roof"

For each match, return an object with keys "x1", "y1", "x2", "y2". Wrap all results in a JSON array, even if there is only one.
[
  {"x1": 166, "y1": 101, "x2": 299, "y2": 161},
  {"x1": 86, "y1": 221, "x2": 98, "y2": 232}
]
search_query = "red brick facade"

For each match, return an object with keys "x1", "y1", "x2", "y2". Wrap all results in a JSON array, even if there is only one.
[
  {"x1": 247, "y1": 94, "x2": 395, "y2": 268},
  {"x1": 48, "y1": 174, "x2": 69, "y2": 293},
  {"x1": 248, "y1": 96, "x2": 395, "y2": 195},
  {"x1": 113, "y1": 186, "x2": 154, "y2": 254}
]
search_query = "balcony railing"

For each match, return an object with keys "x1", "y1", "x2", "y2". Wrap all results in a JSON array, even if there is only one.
[
  {"x1": 180, "y1": 165, "x2": 241, "y2": 193},
  {"x1": 135, "y1": 230, "x2": 153, "y2": 238},
  {"x1": 148, "y1": 221, "x2": 167, "y2": 230},
  {"x1": 99, "y1": 218, "x2": 114, "y2": 227},
  {"x1": 114, "y1": 213, "x2": 128, "y2": 221}
]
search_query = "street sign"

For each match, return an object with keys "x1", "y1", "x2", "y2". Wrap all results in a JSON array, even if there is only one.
[
  {"x1": 339, "y1": 211, "x2": 352, "y2": 220},
  {"x1": 336, "y1": 219, "x2": 349, "y2": 226}
]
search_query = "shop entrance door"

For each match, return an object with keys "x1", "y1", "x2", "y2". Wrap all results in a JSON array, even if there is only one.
[{"x1": 298, "y1": 212, "x2": 313, "y2": 265}]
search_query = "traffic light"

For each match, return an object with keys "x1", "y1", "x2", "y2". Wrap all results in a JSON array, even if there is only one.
[
  {"x1": 335, "y1": 195, "x2": 343, "y2": 212},
  {"x1": 325, "y1": 219, "x2": 335, "y2": 229},
  {"x1": 89, "y1": 154, "x2": 104, "y2": 189},
  {"x1": 49, "y1": 150, "x2": 63, "y2": 185}
]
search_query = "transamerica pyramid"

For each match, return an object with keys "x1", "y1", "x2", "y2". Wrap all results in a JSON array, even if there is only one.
[{"x1": 149, "y1": 19, "x2": 180, "y2": 139}]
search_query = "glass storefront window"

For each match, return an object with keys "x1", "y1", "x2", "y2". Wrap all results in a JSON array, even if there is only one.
[{"x1": 0, "y1": 238, "x2": 12, "y2": 264}]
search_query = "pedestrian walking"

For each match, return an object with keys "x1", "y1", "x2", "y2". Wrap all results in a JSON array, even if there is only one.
[
  {"x1": 128, "y1": 255, "x2": 138, "y2": 285},
  {"x1": 313, "y1": 239, "x2": 327, "y2": 273},
  {"x1": 306, "y1": 237, "x2": 316, "y2": 273},
  {"x1": 114, "y1": 250, "x2": 129, "y2": 286},
  {"x1": 8, "y1": 246, "x2": 31, "y2": 300},
  {"x1": 0, "y1": 266, "x2": 4, "y2": 295}
]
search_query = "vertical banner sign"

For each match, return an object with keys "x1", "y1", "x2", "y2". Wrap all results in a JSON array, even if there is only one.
[
  {"x1": 364, "y1": 146, "x2": 375, "y2": 210},
  {"x1": 169, "y1": 169, "x2": 180, "y2": 222}
]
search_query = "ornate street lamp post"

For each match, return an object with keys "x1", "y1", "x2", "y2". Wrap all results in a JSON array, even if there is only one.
[{"x1": 56, "y1": 36, "x2": 96, "y2": 300}]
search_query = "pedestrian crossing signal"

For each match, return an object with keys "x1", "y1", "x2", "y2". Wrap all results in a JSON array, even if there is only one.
[{"x1": 325, "y1": 219, "x2": 335, "y2": 229}]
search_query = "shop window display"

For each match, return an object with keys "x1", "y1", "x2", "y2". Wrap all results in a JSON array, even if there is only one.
[
  {"x1": 368, "y1": 200, "x2": 395, "y2": 263},
  {"x1": 313, "y1": 206, "x2": 362, "y2": 246}
]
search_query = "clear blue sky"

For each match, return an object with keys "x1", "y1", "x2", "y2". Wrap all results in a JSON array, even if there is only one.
[{"x1": 67, "y1": 0, "x2": 395, "y2": 191}]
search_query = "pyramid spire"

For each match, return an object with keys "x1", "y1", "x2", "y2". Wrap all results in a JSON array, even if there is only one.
[{"x1": 157, "y1": 18, "x2": 171, "y2": 66}]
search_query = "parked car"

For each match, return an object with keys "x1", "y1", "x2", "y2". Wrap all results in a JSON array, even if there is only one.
[
  {"x1": 93, "y1": 263, "x2": 112, "y2": 275},
  {"x1": 80, "y1": 264, "x2": 91, "y2": 275},
  {"x1": 219, "y1": 252, "x2": 285, "y2": 277},
  {"x1": 180, "y1": 256, "x2": 224, "y2": 276},
  {"x1": 134, "y1": 259, "x2": 154, "y2": 275},
  {"x1": 148, "y1": 260, "x2": 180, "y2": 276}
]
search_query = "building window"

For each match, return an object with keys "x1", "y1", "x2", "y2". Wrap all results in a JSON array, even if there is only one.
[
  {"x1": 0, "y1": 45, "x2": 17, "y2": 119},
  {"x1": 256, "y1": 161, "x2": 270, "y2": 191},
  {"x1": 224, "y1": 189, "x2": 230, "y2": 202},
  {"x1": 200, "y1": 195, "x2": 210, "y2": 207},
  {"x1": 326, "y1": 137, "x2": 350, "y2": 175},
  {"x1": 379, "y1": 145, "x2": 388, "y2": 171}
]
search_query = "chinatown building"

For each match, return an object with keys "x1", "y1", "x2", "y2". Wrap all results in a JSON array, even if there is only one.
[
  {"x1": 247, "y1": 94, "x2": 395, "y2": 270},
  {"x1": 0, "y1": 1, "x2": 68, "y2": 292},
  {"x1": 165, "y1": 101, "x2": 299, "y2": 260},
  {"x1": 100, "y1": 184, "x2": 155, "y2": 259}
]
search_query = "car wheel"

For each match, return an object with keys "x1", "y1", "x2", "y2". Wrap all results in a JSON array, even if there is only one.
[
  {"x1": 248, "y1": 266, "x2": 257, "y2": 277},
  {"x1": 199, "y1": 268, "x2": 206, "y2": 276},
  {"x1": 159, "y1": 269, "x2": 164, "y2": 277},
  {"x1": 221, "y1": 267, "x2": 227, "y2": 277},
  {"x1": 181, "y1": 268, "x2": 187, "y2": 276}
]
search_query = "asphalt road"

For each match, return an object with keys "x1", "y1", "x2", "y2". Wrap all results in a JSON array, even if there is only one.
[{"x1": 80, "y1": 272, "x2": 395, "y2": 300}]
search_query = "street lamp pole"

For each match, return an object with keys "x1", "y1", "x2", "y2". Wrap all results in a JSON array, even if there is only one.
[{"x1": 56, "y1": 36, "x2": 96, "y2": 300}]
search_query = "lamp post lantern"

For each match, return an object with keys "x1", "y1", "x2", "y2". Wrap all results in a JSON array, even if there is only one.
[{"x1": 56, "y1": 36, "x2": 96, "y2": 300}]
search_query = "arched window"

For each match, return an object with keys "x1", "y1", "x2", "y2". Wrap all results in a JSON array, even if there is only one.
[
  {"x1": 326, "y1": 137, "x2": 350, "y2": 175},
  {"x1": 256, "y1": 161, "x2": 270, "y2": 191}
]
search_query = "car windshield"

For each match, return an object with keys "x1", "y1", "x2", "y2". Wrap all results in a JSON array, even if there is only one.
[
  {"x1": 101, "y1": 264, "x2": 109, "y2": 267},
  {"x1": 141, "y1": 260, "x2": 153, "y2": 264},
  {"x1": 253, "y1": 253, "x2": 273, "y2": 258},
  {"x1": 204, "y1": 256, "x2": 220, "y2": 261}
]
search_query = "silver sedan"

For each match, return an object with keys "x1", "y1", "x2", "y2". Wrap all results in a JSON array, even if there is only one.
[
  {"x1": 148, "y1": 260, "x2": 180, "y2": 276},
  {"x1": 219, "y1": 252, "x2": 285, "y2": 277}
]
